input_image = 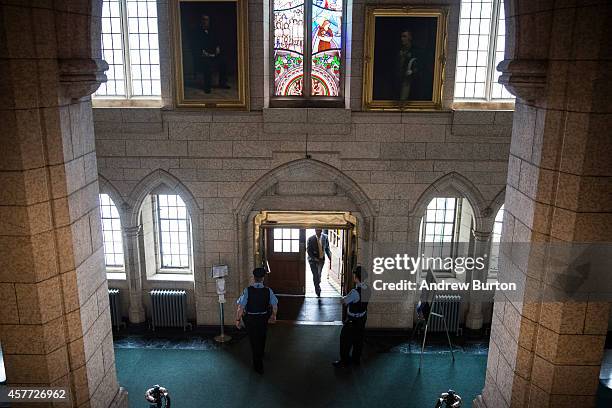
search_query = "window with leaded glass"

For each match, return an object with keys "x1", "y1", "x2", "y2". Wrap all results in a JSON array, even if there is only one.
[
  {"x1": 488, "y1": 204, "x2": 504, "y2": 278},
  {"x1": 421, "y1": 198, "x2": 458, "y2": 260},
  {"x1": 272, "y1": 0, "x2": 345, "y2": 102},
  {"x1": 99, "y1": 194, "x2": 125, "y2": 269},
  {"x1": 96, "y1": 0, "x2": 161, "y2": 98},
  {"x1": 454, "y1": 0, "x2": 514, "y2": 101},
  {"x1": 155, "y1": 195, "x2": 192, "y2": 270}
]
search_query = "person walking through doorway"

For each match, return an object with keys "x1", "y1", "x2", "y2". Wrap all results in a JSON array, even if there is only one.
[{"x1": 306, "y1": 228, "x2": 332, "y2": 297}]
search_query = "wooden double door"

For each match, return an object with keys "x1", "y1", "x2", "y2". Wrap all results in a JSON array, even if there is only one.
[{"x1": 264, "y1": 228, "x2": 306, "y2": 295}]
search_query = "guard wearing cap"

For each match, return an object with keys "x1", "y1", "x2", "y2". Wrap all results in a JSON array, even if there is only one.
[
  {"x1": 333, "y1": 266, "x2": 369, "y2": 368},
  {"x1": 235, "y1": 267, "x2": 278, "y2": 373}
]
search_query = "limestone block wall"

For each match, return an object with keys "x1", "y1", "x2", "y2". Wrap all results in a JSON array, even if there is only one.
[
  {"x1": 92, "y1": 0, "x2": 514, "y2": 328},
  {"x1": 94, "y1": 108, "x2": 512, "y2": 327},
  {"x1": 0, "y1": 1, "x2": 127, "y2": 406}
]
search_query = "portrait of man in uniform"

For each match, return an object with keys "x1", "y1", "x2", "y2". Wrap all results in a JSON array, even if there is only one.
[
  {"x1": 372, "y1": 18, "x2": 436, "y2": 101},
  {"x1": 362, "y1": 8, "x2": 446, "y2": 110}
]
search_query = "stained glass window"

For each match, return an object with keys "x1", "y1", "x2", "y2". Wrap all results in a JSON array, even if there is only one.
[
  {"x1": 454, "y1": 0, "x2": 514, "y2": 101},
  {"x1": 273, "y1": 0, "x2": 344, "y2": 98},
  {"x1": 311, "y1": 0, "x2": 342, "y2": 96},
  {"x1": 273, "y1": 0, "x2": 305, "y2": 95}
]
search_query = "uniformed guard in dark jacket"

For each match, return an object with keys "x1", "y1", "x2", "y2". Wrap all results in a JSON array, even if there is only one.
[
  {"x1": 333, "y1": 266, "x2": 368, "y2": 367},
  {"x1": 236, "y1": 267, "x2": 278, "y2": 373}
]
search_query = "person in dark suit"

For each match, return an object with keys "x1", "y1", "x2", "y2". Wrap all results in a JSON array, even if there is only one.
[
  {"x1": 306, "y1": 229, "x2": 332, "y2": 297},
  {"x1": 235, "y1": 267, "x2": 278, "y2": 374},
  {"x1": 196, "y1": 14, "x2": 229, "y2": 93}
]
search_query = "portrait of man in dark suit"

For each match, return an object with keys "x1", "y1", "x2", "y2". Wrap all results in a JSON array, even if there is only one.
[{"x1": 179, "y1": 1, "x2": 238, "y2": 100}]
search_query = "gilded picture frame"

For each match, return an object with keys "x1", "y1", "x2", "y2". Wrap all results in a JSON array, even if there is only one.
[
  {"x1": 171, "y1": 0, "x2": 249, "y2": 109},
  {"x1": 362, "y1": 7, "x2": 448, "y2": 111}
]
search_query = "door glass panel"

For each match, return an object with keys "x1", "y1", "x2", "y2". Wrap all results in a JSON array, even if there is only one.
[{"x1": 273, "y1": 228, "x2": 300, "y2": 253}]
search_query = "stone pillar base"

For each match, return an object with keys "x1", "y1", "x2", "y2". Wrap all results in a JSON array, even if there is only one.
[
  {"x1": 465, "y1": 312, "x2": 484, "y2": 330},
  {"x1": 472, "y1": 395, "x2": 487, "y2": 408},
  {"x1": 109, "y1": 387, "x2": 129, "y2": 408},
  {"x1": 129, "y1": 305, "x2": 146, "y2": 324}
]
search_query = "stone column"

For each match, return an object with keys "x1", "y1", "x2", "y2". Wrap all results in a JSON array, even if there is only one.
[
  {"x1": 466, "y1": 230, "x2": 491, "y2": 331},
  {"x1": 123, "y1": 226, "x2": 146, "y2": 324},
  {"x1": 0, "y1": 1, "x2": 127, "y2": 407},
  {"x1": 474, "y1": 1, "x2": 611, "y2": 407}
]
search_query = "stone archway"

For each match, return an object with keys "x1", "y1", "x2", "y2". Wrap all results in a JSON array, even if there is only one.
[
  {"x1": 234, "y1": 158, "x2": 377, "y2": 305},
  {"x1": 409, "y1": 171, "x2": 488, "y2": 239},
  {"x1": 121, "y1": 169, "x2": 201, "y2": 324},
  {"x1": 126, "y1": 169, "x2": 201, "y2": 230},
  {"x1": 409, "y1": 172, "x2": 491, "y2": 330},
  {"x1": 486, "y1": 187, "x2": 506, "y2": 232},
  {"x1": 98, "y1": 174, "x2": 129, "y2": 227},
  {"x1": 236, "y1": 158, "x2": 376, "y2": 227}
]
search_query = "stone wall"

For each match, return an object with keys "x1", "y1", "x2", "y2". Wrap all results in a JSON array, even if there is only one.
[
  {"x1": 93, "y1": 0, "x2": 514, "y2": 328},
  {"x1": 94, "y1": 108, "x2": 512, "y2": 327},
  {"x1": 0, "y1": 1, "x2": 127, "y2": 406}
]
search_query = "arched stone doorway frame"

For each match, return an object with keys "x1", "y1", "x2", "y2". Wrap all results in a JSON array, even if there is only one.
[{"x1": 234, "y1": 158, "x2": 377, "y2": 297}]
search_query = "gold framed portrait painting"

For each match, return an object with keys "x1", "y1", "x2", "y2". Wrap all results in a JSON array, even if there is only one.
[
  {"x1": 362, "y1": 7, "x2": 448, "y2": 111},
  {"x1": 172, "y1": 0, "x2": 249, "y2": 109}
]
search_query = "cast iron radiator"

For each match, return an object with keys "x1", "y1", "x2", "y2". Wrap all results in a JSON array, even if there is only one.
[
  {"x1": 429, "y1": 294, "x2": 462, "y2": 336},
  {"x1": 108, "y1": 288, "x2": 122, "y2": 330},
  {"x1": 150, "y1": 290, "x2": 191, "y2": 331}
]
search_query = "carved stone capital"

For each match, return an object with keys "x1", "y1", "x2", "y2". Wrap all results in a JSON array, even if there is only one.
[
  {"x1": 59, "y1": 58, "x2": 108, "y2": 101},
  {"x1": 123, "y1": 225, "x2": 142, "y2": 238},
  {"x1": 481, "y1": 207, "x2": 493, "y2": 218},
  {"x1": 497, "y1": 59, "x2": 548, "y2": 102},
  {"x1": 472, "y1": 230, "x2": 492, "y2": 242}
]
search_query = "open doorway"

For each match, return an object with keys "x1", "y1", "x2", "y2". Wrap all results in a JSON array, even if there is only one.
[
  {"x1": 304, "y1": 228, "x2": 342, "y2": 298},
  {"x1": 255, "y1": 211, "x2": 358, "y2": 323}
]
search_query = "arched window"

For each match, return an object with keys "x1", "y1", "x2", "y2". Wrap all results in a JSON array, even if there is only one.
[
  {"x1": 488, "y1": 204, "x2": 504, "y2": 278},
  {"x1": 0, "y1": 341, "x2": 6, "y2": 383},
  {"x1": 99, "y1": 194, "x2": 125, "y2": 269},
  {"x1": 95, "y1": 0, "x2": 161, "y2": 98},
  {"x1": 155, "y1": 195, "x2": 192, "y2": 269},
  {"x1": 454, "y1": 0, "x2": 513, "y2": 101},
  {"x1": 140, "y1": 193, "x2": 193, "y2": 275},
  {"x1": 419, "y1": 197, "x2": 474, "y2": 277},
  {"x1": 272, "y1": 0, "x2": 346, "y2": 102}
]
